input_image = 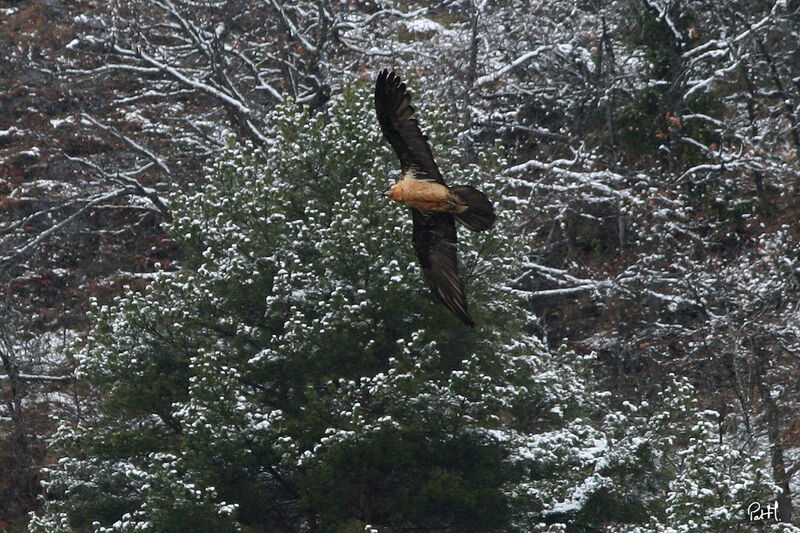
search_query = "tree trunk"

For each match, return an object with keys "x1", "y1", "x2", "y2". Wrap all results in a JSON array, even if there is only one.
[
  {"x1": 462, "y1": 0, "x2": 481, "y2": 164},
  {"x1": 0, "y1": 344, "x2": 34, "y2": 518},
  {"x1": 753, "y1": 340, "x2": 794, "y2": 523}
]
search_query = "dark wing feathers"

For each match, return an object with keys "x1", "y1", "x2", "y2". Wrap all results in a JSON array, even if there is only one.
[
  {"x1": 375, "y1": 69, "x2": 444, "y2": 184},
  {"x1": 411, "y1": 209, "x2": 475, "y2": 327}
]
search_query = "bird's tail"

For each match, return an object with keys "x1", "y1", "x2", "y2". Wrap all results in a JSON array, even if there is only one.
[{"x1": 450, "y1": 185, "x2": 496, "y2": 232}]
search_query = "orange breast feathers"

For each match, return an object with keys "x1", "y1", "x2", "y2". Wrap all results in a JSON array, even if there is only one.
[{"x1": 387, "y1": 179, "x2": 460, "y2": 212}]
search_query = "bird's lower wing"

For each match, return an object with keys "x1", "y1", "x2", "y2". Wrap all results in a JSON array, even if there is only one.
[{"x1": 411, "y1": 209, "x2": 475, "y2": 327}]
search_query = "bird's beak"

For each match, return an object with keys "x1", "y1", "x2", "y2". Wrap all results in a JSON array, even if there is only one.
[{"x1": 381, "y1": 186, "x2": 392, "y2": 198}]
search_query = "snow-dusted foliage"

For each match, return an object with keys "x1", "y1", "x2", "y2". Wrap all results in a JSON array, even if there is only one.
[
  {"x1": 25, "y1": 81, "x2": 762, "y2": 532},
  {"x1": 620, "y1": 378, "x2": 798, "y2": 533}
]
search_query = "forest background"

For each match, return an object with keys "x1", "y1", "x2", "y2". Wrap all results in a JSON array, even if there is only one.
[{"x1": 2, "y1": 0, "x2": 800, "y2": 531}]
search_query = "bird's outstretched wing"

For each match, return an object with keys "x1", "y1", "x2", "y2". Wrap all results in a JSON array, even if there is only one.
[
  {"x1": 411, "y1": 209, "x2": 475, "y2": 327},
  {"x1": 375, "y1": 69, "x2": 444, "y2": 184}
]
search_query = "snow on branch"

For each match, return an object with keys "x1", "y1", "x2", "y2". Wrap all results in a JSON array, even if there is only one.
[
  {"x1": 82, "y1": 114, "x2": 171, "y2": 177},
  {"x1": 732, "y1": 5, "x2": 780, "y2": 43},
  {"x1": 0, "y1": 187, "x2": 137, "y2": 269},
  {"x1": 65, "y1": 64, "x2": 163, "y2": 76},
  {"x1": 266, "y1": 0, "x2": 318, "y2": 54},
  {"x1": 358, "y1": 7, "x2": 429, "y2": 26},
  {"x1": 112, "y1": 43, "x2": 254, "y2": 118},
  {"x1": 63, "y1": 154, "x2": 170, "y2": 216},
  {"x1": 150, "y1": 0, "x2": 216, "y2": 62},
  {"x1": 0, "y1": 373, "x2": 73, "y2": 383},
  {"x1": 475, "y1": 46, "x2": 549, "y2": 87},
  {"x1": 682, "y1": 39, "x2": 729, "y2": 61},
  {"x1": 518, "y1": 261, "x2": 605, "y2": 298},
  {"x1": 528, "y1": 285, "x2": 598, "y2": 297},
  {"x1": 503, "y1": 156, "x2": 640, "y2": 204},
  {"x1": 643, "y1": 0, "x2": 683, "y2": 42},
  {"x1": 684, "y1": 60, "x2": 740, "y2": 99},
  {"x1": 523, "y1": 262, "x2": 600, "y2": 287}
]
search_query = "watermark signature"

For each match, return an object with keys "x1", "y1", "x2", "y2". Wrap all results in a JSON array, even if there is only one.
[{"x1": 748, "y1": 501, "x2": 778, "y2": 522}]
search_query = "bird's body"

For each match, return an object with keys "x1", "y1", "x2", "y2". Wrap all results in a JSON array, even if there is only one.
[
  {"x1": 375, "y1": 69, "x2": 496, "y2": 327},
  {"x1": 385, "y1": 172, "x2": 466, "y2": 214}
]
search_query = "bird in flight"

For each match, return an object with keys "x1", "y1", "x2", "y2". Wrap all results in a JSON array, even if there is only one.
[{"x1": 374, "y1": 69, "x2": 496, "y2": 327}]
